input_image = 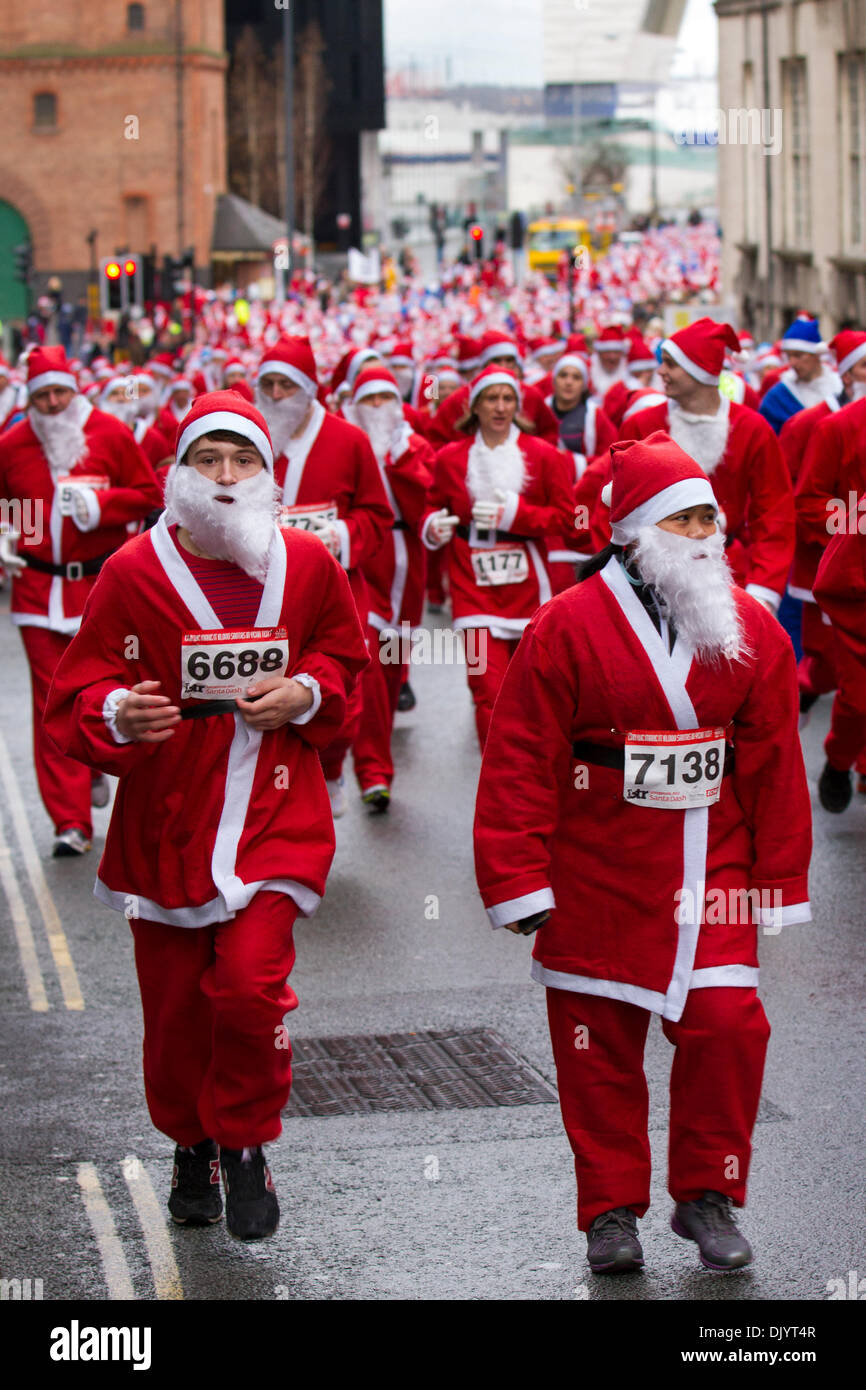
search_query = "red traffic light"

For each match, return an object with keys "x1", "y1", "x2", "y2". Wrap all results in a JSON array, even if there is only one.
[
  {"x1": 470, "y1": 225, "x2": 483, "y2": 241},
  {"x1": 105, "y1": 261, "x2": 121, "y2": 279},
  {"x1": 124, "y1": 259, "x2": 137, "y2": 276}
]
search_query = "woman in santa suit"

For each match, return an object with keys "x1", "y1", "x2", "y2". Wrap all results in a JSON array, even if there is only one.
[
  {"x1": 421, "y1": 365, "x2": 574, "y2": 748},
  {"x1": 474, "y1": 433, "x2": 812, "y2": 1277}
]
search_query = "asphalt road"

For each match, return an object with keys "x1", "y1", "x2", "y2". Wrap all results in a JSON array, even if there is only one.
[{"x1": 0, "y1": 587, "x2": 863, "y2": 1304}]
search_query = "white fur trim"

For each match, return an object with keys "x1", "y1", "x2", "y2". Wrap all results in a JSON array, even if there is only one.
[
  {"x1": 334, "y1": 518, "x2": 351, "y2": 569},
  {"x1": 469, "y1": 372, "x2": 521, "y2": 410},
  {"x1": 353, "y1": 378, "x2": 400, "y2": 405},
  {"x1": 487, "y1": 886, "x2": 555, "y2": 930},
  {"x1": 498, "y1": 489, "x2": 520, "y2": 532},
  {"x1": 836, "y1": 342, "x2": 866, "y2": 375},
  {"x1": 660, "y1": 339, "x2": 720, "y2": 386},
  {"x1": 477, "y1": 342, "x2": 521, "y2": 368},
  {"x1": 610, "y1": 478, "x2": 717, "y2": 544},
  {"x1": 103, "y1": 687, "x2": 133, "y2": 744},
  {"x1": 745, "y1": 582, "x2": 781, "y2": 610},
  {"x1": 289, "y1": 673, "x2": 322, "y2": 725},
  {"x1": 256, "y1": 359, "x2": 317, "y2": 396},
  {"x1": 781, "y1": 338, "x2": 826, "y2": 354},
  {"x1": 176, "y1": 410, "x2": 273, "y2": 471},
  {"x1": 28, "y1": 371, "x2": 77, "y2": 395},
  {"x1": 554, "y1": 354, "x2": 588, "y2": 378}
]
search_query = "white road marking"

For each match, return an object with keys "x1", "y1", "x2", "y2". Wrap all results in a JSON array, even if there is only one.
[
  {"x1": 76, "y1": 1162, "x2": 136, "y2": 1300},
  {"x1": 121, "y1": 1159, "x2": 184, "y2": 1300},
  {"x1": 0, "y1": 731, "x2": 84, "y2": 1010},
  {"x1": 0, "y1": 819, "x2": 49, "y2": 1011}
]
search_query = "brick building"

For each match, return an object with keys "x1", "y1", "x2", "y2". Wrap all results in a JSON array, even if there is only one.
[{"x1": 0, "y1": 0, "x2": 227, "y2": 319}]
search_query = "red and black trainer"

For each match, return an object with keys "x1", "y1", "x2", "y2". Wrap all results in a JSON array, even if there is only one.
[
  {"x1": 220, "y1": 1146, "x2": 280, "y2": 1240},
  {"x1": 168, "y1": 1139, "x2": 223, "y2": 1225}
]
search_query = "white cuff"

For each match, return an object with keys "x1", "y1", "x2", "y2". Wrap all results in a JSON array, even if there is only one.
[
  {"x1": 421, "y1": 512, "x2": 446, "y2": 551},
  {"x1": 487, "y1": 886, "x2": 555, "y2": 930},
  {"x1": 498, "y1": 490, "x2": 520, "y2": 532},
  {"x1": 289, "y1": 673, "x2": 322, "y2": 725},
  {"x1": 745, "y1": 583, "x2": 781, "y2": 611},
  {"x1": 758, "y1": 899, "x2": 811, "y2": 931},
  {"x1": 72, "y1": 487, "x2": 102, "y2": 533},
  {"x1": 334, "y1": 519, "x2": 351, "y2": 569},
  {"x1": 103, "y1": 687, "x2": 133, "y2": 744},
  {"x1": 572, "y1": 452, "x2": 588, "y2": 480}
]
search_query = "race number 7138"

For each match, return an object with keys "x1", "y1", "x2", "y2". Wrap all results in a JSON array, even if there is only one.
[{"x1": 623, "y1": 727, "x2": 727, "y2": 809}]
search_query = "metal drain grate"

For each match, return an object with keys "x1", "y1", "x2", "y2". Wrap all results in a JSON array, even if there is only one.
[{"x1": 284, "y1": 1028, "x2": 559, "y2": 1117}]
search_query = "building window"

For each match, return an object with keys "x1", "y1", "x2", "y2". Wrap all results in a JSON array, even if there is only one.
[
  {"x1": 841, "y1": 53, "x2": 866, "y2": 251},
  {"x1": 783, "y1": 59, "x2": 810, "y2": 247},
  {"x1": 33, "y1": 91, "x2": 57, "y2": 129},
  {"x1": 127, "y1": 3, "x2": 145, "y2": 31}
]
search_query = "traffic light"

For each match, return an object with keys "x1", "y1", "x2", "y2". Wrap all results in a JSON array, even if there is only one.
[
  {"x1": 101, "y1": 258, "x2": 124, "y2": 312},
  {"x1": 470, "y1": 224, "x2": 484, "y2": 261},
  {"x1": 13, "y1": 242, "x2": 32, "y2": 285},
  {"x1": 123, "y1": 254, "x2": 142, "y2": 309}
]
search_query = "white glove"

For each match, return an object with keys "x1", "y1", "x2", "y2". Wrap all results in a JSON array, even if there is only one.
[
  {"x1": 471, "y1": 489, "x2": 507, "y2": 530},
  {"x1": 310, "y1": 518, "x2": 341, "y2": 557},
  {"x1": 428, "y1": 508, "x2": 459, "y2": 545},
  {"x1": 0, "y1": 530, "x2": 27, "y2": 577}
]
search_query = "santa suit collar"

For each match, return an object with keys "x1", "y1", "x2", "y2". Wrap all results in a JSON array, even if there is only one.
[{"x1": 149, "y1": 512, "x2": 287, "y2": 632}]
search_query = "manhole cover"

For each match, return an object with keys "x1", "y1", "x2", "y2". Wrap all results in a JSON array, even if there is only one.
[{"x1": 284, "y1": 1028, "x2": 558, "y2": 1117}]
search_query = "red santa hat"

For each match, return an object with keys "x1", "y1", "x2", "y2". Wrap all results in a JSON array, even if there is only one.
[
  {"x1": 329, "y1": 346, "x2": 379, "y2": 397},
  {"x1": 455, "y1": 335, "x2": 482, "y2": 372},
  {"x1": 660, "y1": 318, "x2": 741, "y2": 386},
  {"x1": 384, "y1": 340, "x2": 414, "y2": 369},
  {"x1": 477, "y1": 330, "x2": 521, "y2": 369},
  {"x1": 601, "y1": 431, "x2": 718, "y2": 545},
  {"x1": 468, "y1": 365, "x2": 521, "y2": 410},
  {"x1": 168, "y1": 374, "x2": 194, "y2": 395},
  {"x1": 830, "y1": 330, "x2": 866, "y2": 376},
  {"x1": 564, "y1": 332, "x2": 588, "y2": 355},
  {"x1": 175, "y1": 390, "x2": 274, "y2": 472},
  {"x1": 626, "y1": 335, "x2": 657, "y2": 373},
  {"x1": 351, "y1": 365, "x2": 401, "y2": 404},
  {"x1": 149, "y1": 353, "x2": 176, "y2": 380},
  {"x1": 27, "y1": 345, "x2": 77, "y2": 396},
  {"x1": 554, "y1": 353, "x2": 589, "y2": 380},
  {"x1": 257, "y1": 336, "x2": 319, "y2": 396},
  {"x1": 594, "y1": 326, "x2": 629, "y2": 354},
  {"x1": 223, "y1": 356, "x2": 247, "y2": 380}
]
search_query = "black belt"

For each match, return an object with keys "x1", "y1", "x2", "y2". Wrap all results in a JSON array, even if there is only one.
[
  {"x1": 180, "y1": 694, "x2": 265, "y2": 721},
  {"x1": 392, "y1": 520, "x2": 409, "y2": 531},
  {"x1": 23, "y1": 551, "x2": 112, "y2": 580},
  {"x1": 455, "y1": 525, "x2": 532, "y2": 545},
  {"x1": 572, "y1": 738, "x2": 735, "y2": 777}
]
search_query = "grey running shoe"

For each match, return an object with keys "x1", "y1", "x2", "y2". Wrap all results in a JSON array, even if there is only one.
[
  {"x1": 587, "y1": 1206, "x2": 644, "y2": 1274},
  {"x1": 671, "y1": 1191, "x2": 753, "y2": 1271}
]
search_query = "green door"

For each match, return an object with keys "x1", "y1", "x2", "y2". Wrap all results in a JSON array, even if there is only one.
[{"x1": 0, "y1": 200, "x2": 31, "y2": 324}]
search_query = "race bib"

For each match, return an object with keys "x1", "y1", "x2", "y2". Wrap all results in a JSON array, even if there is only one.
[
  {"x1": 57, "y1": 474, "x2": 109, "y2": 514},
  {"x1": 623, "y1": 727, "x2": 726, "y2": 809},
  {"x1": 180, "y1": 627, "x2": 289, "y2": 700},
  {"x1": 278, "y1": 500, "x2": 338, "y2": 532},
  {"x1": 470, "y1": 544, "x2": 530, "y2": 587}
]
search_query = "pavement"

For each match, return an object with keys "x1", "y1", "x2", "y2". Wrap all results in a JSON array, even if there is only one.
[{"x1": 0, "y1": 589, "x2": 863, "y2": 1304}]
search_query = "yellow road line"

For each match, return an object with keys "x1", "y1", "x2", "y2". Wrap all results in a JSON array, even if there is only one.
[
  {"x1": 77, "y1": 1162, "x2": 136, "y2": 1300},
  {"x1": 0, "y1": 731, "x2": 84, "y2": 1010},
  {"x1": 0, "y1": 825, "x2": 49, "y2": 1011},
  {"x1": 122, "y1": 1158, "x2": 184, "y2": 1301}
]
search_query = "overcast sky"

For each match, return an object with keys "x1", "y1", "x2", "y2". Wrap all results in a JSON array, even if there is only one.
[{"x1": 384, "y1": 0, "x2": 718, "y2": 86}]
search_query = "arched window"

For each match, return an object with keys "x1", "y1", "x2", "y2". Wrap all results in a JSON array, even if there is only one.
[
  {"x1": 33, "y1": 92, "x2": 57, "y2": 128},
  {"x1": 127, "y1": 3, "x2": 145, "y2": 31}
]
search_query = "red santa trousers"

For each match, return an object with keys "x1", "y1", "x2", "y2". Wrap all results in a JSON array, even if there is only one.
[
  {"x1": 319, "y1": 652, "x2": 366, "y2": 783},
  {"x1": 21, "y1": 625, "x2": 92, "y2": 837},
  {"x1": 824, "y1": 627, "x2": 866, "y2": 771},
  {"x1": 352, "y1": 627, "x2": 403, "y2": 791},
  {"x1": 545, "y1": 986, "x2": 770, "y2": 1232},
  {"x1": 465, "y1": 631, "x2": 521, "y2": 749},
  {"x1": 130, "y1": 891, "x2": 299, "y2": 1150},
  {"x1": 798, "y1": 602, "x2": 838, "y2": 698},
  {"x1": 799, "y1": 607, "x2": 866, "y2": 773}
]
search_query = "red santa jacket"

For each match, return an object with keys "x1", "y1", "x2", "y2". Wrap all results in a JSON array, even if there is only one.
[
  {"x1": 44, "y1": 519, "x2": 369, "y2": 925},
  {"x1": 363, "y1": 424, "x2": 434, "y2": 631},
  {"x1": 0, "y1": 401, "x2": 163, "y2": 634},
  {"x1": 422, "y1": 427, "x2": 575, "y2": 634},
  {"x1": 474, "y1": 557, "x2": 812, "y2": 1023},
  {"x1": 273, "y1": 401, "x2": 394, "y2": 616},
  {"x1": 426, "y1": 382, "x2": 560, "y2": 450},
  {"x1": 613, "y1": 400, "x2": 795, "y2": 605},
  {"x1": 794, "y1": 397, "x2": 866, "y2": 600}
]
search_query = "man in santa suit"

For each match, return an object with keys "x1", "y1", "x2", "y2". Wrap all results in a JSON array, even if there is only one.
[
  {"x1": 44, "y1": 391, "x2": 368, "y2": 1240},
  {"x1": 812, "y1": 508, "x2": 866, "y2": 810},
  {"x1": 589, "y1": 325, "x2": 630, "y2": 401},
  {"x1": 156, "y1": 376, "x2": 194, "y2": 445},
  {"x1": 421, "y1": 365, "x2": 574, "y2": 748},
  {"x1": 381, "y1": 340, "x2": 416, "y2": 403},
  {"x1": 0, "y1": 345, "x2": 162, "y2": 854},
  {"x1": 0, "y1": 356, "x2": 21, "y2": 432},
  {"x1": 425, "y1": 332, "x2": 559, "y2": 450},
  {"x1": 777, "y1": 329, "x2": 866, "y2": 486},
  {"x1": 759, "y1": 316, "x2": 841, "y2": 435},
  {"x1": 544, "y1": 353, "x2": 618, "y2": 593},
  {"x1": 474, "y1": 433, "x2": 811, "y2": 1275},
  {"x1": 342, "y1": 366, "x2": 434, "y2": 809},
  {"x1": 610, "y1": 318, "x2": 795, "y2": 613},
  {"x1": 254, "y1": 337, "x2": 393, "y2": 814},
  {"x1": 99, "y1": 372, "x2": 173, "y2": 475}
]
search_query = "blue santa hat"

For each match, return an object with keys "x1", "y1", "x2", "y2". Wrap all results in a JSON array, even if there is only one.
[{"x1": 780, "y1": 315, "x2": 826, "y2": 354}]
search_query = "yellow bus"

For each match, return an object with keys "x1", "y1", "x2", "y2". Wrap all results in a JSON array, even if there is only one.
[{"x1": 527, "y1": 217, "x2": 592, "y2": 276}]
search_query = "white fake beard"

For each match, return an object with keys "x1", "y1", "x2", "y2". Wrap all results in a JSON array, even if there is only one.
[
  {"x1": 391, "y1": 366, "x2": 414, "y2": 400},
  {"x1": 254, "y1": 385, "x2": 312, "y2": 459},
  {"x1": 28, "y1": 394, "x2": 90, "y2": 478},
  {"x1": 667, "y1": 395, "x2": 730, "y2": 476},
  {"x1": 163, "y1": 465, "x2": 278, "y2": 583},
  {"x1": 101, "y1": 397, "x2": 138, "y2": 428},
  {"x1": 0, "y1": 385, "x2": 16, "y2": 421},
  {"x1": 465, "y1": 430, "x2": 526, "y2": 502},
  {"x1": 848, "y1": 379, "x2": 866, "y2": 401},
  {"x1": 170, "y1": 399, "x2": 191, "y2": 422},
  {"x1": 355, "y1": 399, "x2": 404, "y2": 461},
  {"x1": 631, "y1": 525, "x2": 749, "y2": 665},
  {"x1": 786, "y1": 364, "x2": 839, "y2": 408},
  {"x1": 591, "y1": 356, "x2": 627, "y2": 396}
]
